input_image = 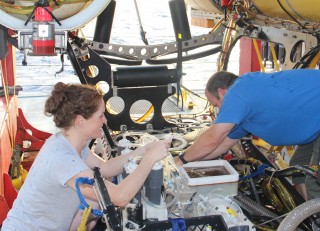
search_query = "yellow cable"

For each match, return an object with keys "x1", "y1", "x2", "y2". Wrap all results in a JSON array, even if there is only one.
[
  {"x1": 218, "y1": 20, "x2": 235, "y2": 71},
  {"x1": 0, "y1": 57, "x2": 16, "y2": 151},
  {"x1": 182, "y1": 88, "x2": 189, "y2": 102},
  {"x1": 77, "y1": 204, "x2": 92, "y2": 231},
  {"x1": 12, "y1": 56, "x2": 18, "y2": 152},
  {"x1": 252, "y1": 39, "x2": 265, "y2": 72},
  {"x1": 135, "y1": 105, "x2": 154, "y2": 123},
  {"x1": 308, "y1": 51, "x2": 320, "y2": 69},
  {"x1": 269, "y1": 42, "x2": 280, "y2": 71},
  {"x1": 210, "y1": 18, "x2": 224, "y2": 34},
  {"x1": 274, "y1": 153, "x2": 289, "y2": 170}
]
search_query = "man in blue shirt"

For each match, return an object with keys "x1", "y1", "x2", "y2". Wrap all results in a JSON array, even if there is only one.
[{"x1": 175, "y1": 69, "x2": 320, "y2": 199}]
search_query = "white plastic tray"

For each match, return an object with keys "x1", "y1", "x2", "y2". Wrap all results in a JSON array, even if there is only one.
[{"x1": 179, "y1": 160, "x2": 239, "y2": 195}]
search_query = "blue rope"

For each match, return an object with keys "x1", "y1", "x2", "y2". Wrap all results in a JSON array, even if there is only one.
[
  {"x1": 240, "y1": 163, "x2": 270, "y2": 181},
  {"x1": 170, "y1": 218, "x2": 186, "y2": 231},
  {"x1": 75, "y1": 177, "x2": 104, "y2": 217}
]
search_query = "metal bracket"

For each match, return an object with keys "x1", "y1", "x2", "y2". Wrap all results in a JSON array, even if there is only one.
[
  {"x1": 234, "y1": 25, "x2": 318, "y2": 69},
  {"x1": 89, "y1": 25, "x2": 224, "y2": 61}
]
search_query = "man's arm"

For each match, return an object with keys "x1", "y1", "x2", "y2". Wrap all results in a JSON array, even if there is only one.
[
  {"x1": 175, "y1": 123, "x2": 235, "y2": 165},
  {"x1": 201, "y1": 136, "x2": 239, "y2": 160}
]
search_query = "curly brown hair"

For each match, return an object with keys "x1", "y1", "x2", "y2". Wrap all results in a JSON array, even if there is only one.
[{"x1": 45, "y1": 82, "x2": 103, "y2": 129}]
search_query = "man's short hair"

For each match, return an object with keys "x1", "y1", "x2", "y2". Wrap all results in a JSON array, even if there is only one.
[{"x1": 206, "y1": 71, "x2": 238, "y2": 97}]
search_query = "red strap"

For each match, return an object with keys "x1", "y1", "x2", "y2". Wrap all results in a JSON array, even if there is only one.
[
  {"x1": 0, "y1": 195, "x2": 10, "y2": 225},
  {"x1": 0, "y1": 173, "x2": 18, "y2": 224},
  {"x1": 221, "y1": 0, "x2": 229, "y2": 7},
  {"x1": 3, "y1": 173, "x2": 18, "y2": 209}
]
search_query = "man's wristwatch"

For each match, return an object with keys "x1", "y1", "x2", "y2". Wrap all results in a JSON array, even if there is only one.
[{"x1": 178, "y1": 151, "x2": 189, "y2": 164}]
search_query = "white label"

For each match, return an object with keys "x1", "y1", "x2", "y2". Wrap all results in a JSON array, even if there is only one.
[{"x1": 38, "y1": 24, "x2": 49, "y2": 37}]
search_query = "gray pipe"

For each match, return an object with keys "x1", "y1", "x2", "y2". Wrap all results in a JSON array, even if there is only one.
[
  {"x1": 234, "y1": 193, "x2": 280, "y2": 221},
  {"x1": 277, "y1": 198, "x2": 320, "y2": 231}
]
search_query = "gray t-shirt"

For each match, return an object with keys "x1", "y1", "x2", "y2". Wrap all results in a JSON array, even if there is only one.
[{"x1": 2, "y1": 132, "x2": 90, "y2": 230}]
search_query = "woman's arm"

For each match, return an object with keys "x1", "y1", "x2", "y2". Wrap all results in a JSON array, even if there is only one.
[
  {"x1": 85, "y1": 142, "x2": 152, "y2": 177},
  {"x1": 68, "y1": 139, "x2": 171, "y2": 207},
  {"x1": 85, "y1": 151, "x2": 133, "y2": 177},
  {"x1": 107, "y1": 139, "x2": 170, "y2": 206}
]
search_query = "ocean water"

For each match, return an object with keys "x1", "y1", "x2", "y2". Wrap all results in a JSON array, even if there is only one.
[{"x1": 15, "y1": 0, "x2": 239, "y2": 133}]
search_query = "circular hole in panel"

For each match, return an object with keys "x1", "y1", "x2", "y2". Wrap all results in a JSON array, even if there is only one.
[
  {"x1": 80, "y1": 53, "x2": 91, "y2": 61},
  {"x1": 161, "y1": 98, "x2": 179, "y2": 123},
  {"x1": 129, "y1": 48, "x2": 135, "y2": 54},
  {"x1": 106, "y1": 96, "x2": 125, "y2": 115},
  {"x1": 140, "y1": 48, "x2": 147, "y2": 56},
  {"x1": 85, "y1": 65, "x2": 99, "y2": 78},
  {"x1": 153, "y1": 47, "x2": 159, "y2": 54},
  {"x1": 130, "y1": 100, "x2": 154, "y2": 124},
  {"x1": 97, "y1": 81, "x2": 110, "y2": 95}
]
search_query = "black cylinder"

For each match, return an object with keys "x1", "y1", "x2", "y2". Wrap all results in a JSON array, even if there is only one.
[
  {"x1": 262, "y1": 41, "x2": 268, "y2": 62},
  {"x1": 0, "y1": 25, "x2": 8, "y2": 60},
  {"x1": 169, "y1": 0, "x2": 192, "y2": 41},
  {"x1": 114, "y1": 65, "x2": 178, "y2": 87},
  {"x1": 278, "y1": 45, "x2": 285, "y2": 64},
  {"x1": 144, "y1": 164, "x2": 163, "y2": 205},
  {"x1": 93, "y1": 0, "x2": 116, "y2": 43}
]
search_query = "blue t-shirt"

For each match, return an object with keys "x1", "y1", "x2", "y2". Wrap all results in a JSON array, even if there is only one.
[{"x1": 214, "y1": 69, "x2": 320, "y2": 145}]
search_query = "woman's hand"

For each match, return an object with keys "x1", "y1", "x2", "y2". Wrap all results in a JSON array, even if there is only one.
[
  {"x1": 143, "y1": 139, "x2": 172, "y2": 163},
  {"x1": 137, "y1": 138, "x2": 171, "y2": 156}
]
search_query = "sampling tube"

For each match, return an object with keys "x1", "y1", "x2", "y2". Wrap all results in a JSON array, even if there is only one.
[{"x1": 144, "y1": 162, "x2": 163, "y2": 205}]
